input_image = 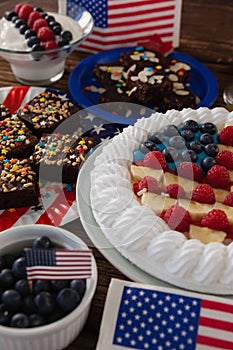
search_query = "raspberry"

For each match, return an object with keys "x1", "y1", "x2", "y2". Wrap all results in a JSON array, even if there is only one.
[
  {"x1": 15, "y1": 3, "x2": 23, "y2": 14},
  {"x1": 33, "y1": 19, "x2": 49, "y2": 33},
  {"x1": 177, "y1": 162, "x2": 203, "y2": 183},
  {"x1": 143, "y1": 151, "x2": 167, "y2": 170},
  {"x1": 192, "y1": 184, "x2": 215, "y2": 204},
  {"x1": 18, "y1": 4, "x2": 33, "y2": 22},
  {"x1": 42, "y1": 41, "x2": 59, "y2": 50},
  {"x1": 37, "y1": 27, "x2": 55, "y2": 42},
  {"x1": 206, "y1": 165, "x2": 230, "y2": 188},
  {"x1": 223, "y1": 192, "x2": 233, "y2": 206},
  {"x1": 201, "y1": 209, "x2": 229, "y2": 232},
  {"x1": 218, "y1": 126, "x2": 233, "y2": 146},
  {"x1": 166, "y1": 184, "x2": 186, "y2": 199},
  {"x1": 138, "y1": 176, "x2": 161, "y2": 194},
  {"x1": 215, "y1": 150, "x2": 233, "y2": 170},
  {"x1": 27, "y1": 11, "x2": 43, "y2": 28},
  {"x1": 163, "y1": 205, "x2": 191, "y2": 232}
]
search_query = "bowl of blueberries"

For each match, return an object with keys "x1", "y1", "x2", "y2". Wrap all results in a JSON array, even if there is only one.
[
  {"x1": 0, "y1": 224, "x2": 97, "y2": 350},
  {"x1": 0, "y1": 1, "x2": 94, "y2": 85}
]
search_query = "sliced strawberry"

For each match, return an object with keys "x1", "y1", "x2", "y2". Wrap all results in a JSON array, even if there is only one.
[
  {"x1": 206, "y1": 165, "x2": 230, "y2": 188},
  {"x1": 218, "y1": 126, "x2": 233, "y2": 146},
  {"x1": 163, "y1": 205, "x2": 191, "y2": 232},
  {"x1": 37, "y1": 27, "x2": 55, "y2": 42},
  {"x1": 143, "y1": 151, "x2": 167, "y2": 170},
  {"x1": 27, "y1": 11, "x2": 43, "y2": 28},
  {"x1": 138, "y1": 176, "x2": 162, "y2": 194},
  {"x1": 215, "y1": 149, "x2": 233, "y2": 169},
  {"x1": 177, "y1": 162, "x2": 203, "y2": 183},
  {"x1": 201, "y1": 209, "x2": 229, "y2": 232},
  {"x1": 192, "y1": 184, "x2": 215, "y2": 204},
  {"x1": 33, "y1": 18, "x2": 49, "y2": 33},
  {"x1": 132, "y1": 182, "x2": 140, "y2": 196},
  {"x1": 18, "y1": 4, "x2": 33, "y2": 22},
  {"x1": 166, "y1": 184, "x2": 186, "y2": 199}
]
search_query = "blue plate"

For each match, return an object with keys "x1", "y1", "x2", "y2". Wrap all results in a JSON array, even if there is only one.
[{"x1": 68, "y1": 47, "x2": 218, "y2": 125}]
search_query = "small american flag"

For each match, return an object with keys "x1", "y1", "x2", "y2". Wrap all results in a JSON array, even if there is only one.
[
  {"x1": 24, "y1": 249, "x2": 92, "y2": 280},
  {"x1": 59, "y1": 0, "x2": 182, "y2": 53},
  {"x1": 96, "y1": 279, "x2": 233, "y2": 350}
]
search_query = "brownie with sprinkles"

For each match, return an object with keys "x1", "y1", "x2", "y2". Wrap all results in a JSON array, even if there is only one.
[
  {"x1": 0, "y1": 104, "x2": 11, "y2": 120},
  {"x1": 0, "y1": 115, "x2": 38, "y2": 159},
  {"x1": 159, "y1": 89, "x2": 199, "y2": 111},
  {"x1": 16, "y1": 91, "x2": 79, "y2": 137},
  {"x1": 0, "y1": 157, "x2": 39, "y2": 209},
  {"x1": 93, "y1": 61, "x2": 126, "y2": 88},
  {"x1": 30, "y1": 134, "x2": 95, "y2": 183}
]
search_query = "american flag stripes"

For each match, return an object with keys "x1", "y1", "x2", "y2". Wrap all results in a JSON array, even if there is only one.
[
  {"x1": 24, "y1": 249, "x2": 92, "y2": 280},
  {"x1": 96, "y1": 279, "x2": 233, "y2": 350},
  {"x1": 59, "y1": 0, "x2": 182, "y2": 53}
]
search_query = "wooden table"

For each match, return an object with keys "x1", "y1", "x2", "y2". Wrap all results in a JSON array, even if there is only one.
[{"x1": 0, "y1": 0, "x2": 232, "y2": 349}]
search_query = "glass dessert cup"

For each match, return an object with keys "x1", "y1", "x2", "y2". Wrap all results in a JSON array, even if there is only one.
[{"x1": 0, "y1": 5, "x2": 94, "y2": 85}]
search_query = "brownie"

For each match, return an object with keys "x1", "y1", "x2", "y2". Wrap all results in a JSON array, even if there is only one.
[
  {"x1": 167, "y1": 59, "x2": 192, "y2": 83},
  {"x1": 16, "y1": 91, "x2": 79, "y2": 137},
  {"x1": 158, "y1": 89, "x2": 198, "y2": 111},
  {"x1": 93, "y1": 61, "x2": 126, "y2": 88},
  {"x1": 0, "y1": 104, "x2": 11, "y2": 120},
  {"x1": 0, "y1": 157, "x2": 39, "y2": 209},
  {"x1": 30, "y1": 133, "x2": 95, "y2": 183},
  {"x1": 0, "y1": 115, "x2": 38, "y2": 159},
  {"x1": 120, "y1": 47, "x2": 170, "y2": 70}
]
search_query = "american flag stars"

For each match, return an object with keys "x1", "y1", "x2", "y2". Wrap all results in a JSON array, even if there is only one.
[{"x1": 113, "y1": 286, "x2": 200, "y2": 349}]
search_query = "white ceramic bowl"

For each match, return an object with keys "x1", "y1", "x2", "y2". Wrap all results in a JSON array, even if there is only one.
[
  {"x1": 0, "y1": 1, "x2": 94, "y2": 85},
  {"x1": 0, "y1": 224, "x2": 98, "y2": 350}
]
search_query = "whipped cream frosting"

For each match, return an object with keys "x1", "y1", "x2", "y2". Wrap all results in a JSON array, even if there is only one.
[{"x1": 90, "y1": 107, "x2": 233, "y2": 294}]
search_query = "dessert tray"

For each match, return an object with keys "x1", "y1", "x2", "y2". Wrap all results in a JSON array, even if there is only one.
[
  {"x1": 86, "y1": 107, "x2": 233, "y2": 295},
  {"x1": 0, "y1": 86, "x2": 122, "y2": 231},
  {"x1": 68, "y1": 47, "x2": 218, "y2": 125}
]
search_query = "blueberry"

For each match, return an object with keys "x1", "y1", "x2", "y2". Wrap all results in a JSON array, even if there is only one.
[
  {"x1": 169, "y1": 135, "x2": 186, "y2": 149},
  {"x1": 31, "y1": 45, "x2": 44, "y2": 61},
  {"x1": 15, "y1": 279, "x2": 30, "y2": 297},
  {"x1": 57, "y1": 288, "x2": 80, "y2": 314},
  {"x1": 1, "y1": 289, "x2": 22, "y2": 313},
  {"x1": 200, "y1": 122, "x2": 217, "y2": 135},
  {"x1": 0, "y1": 304, "x2": 12, "y2": 326},
  {"x1": 51, "y1": 280, "x2": 69, "y2": 293},
  {"x1": 204, "y1": 143, "x2": 219, "y2": 157},
  {"x1": 181, "y1": 150, "x2": 197, "y2": 162},
  {"x1": 24, "y1": 29, "x2": 36, "y2": 39},
  {"x1": 70, "y1": 279, "x2": 86, "y2": 298},
  {"x1": 202, "y1": 157, "x2": 216, "y2": 172},
  {"x1": 4, "y1": 11, "x2": 17, "y2": 21},
  {"x1": 22, "y1": 295, "x2": 36, "y2": 315},
  {"x1": 15, "y1": 18, "x2": 25, "y2": 28},
  {"x1": 149, "y1": 132, "x2": 163, "y2": 144},
  {"x1": 10, "y1": 313, "x2": 29, "y2": 328},
  {"x1": 140, "y1": 140, "x2": 157, "y2": 152},
  {"x1": 58, "y1": 38, "x2": 70, "y2": 47},
  {"x1": 44, "y1": 15, "x2": 55, "y2": 23},
  {"x1": 162, "y1": 147, "x2": 179, "y2": 162},
  {"x1": 139, "y1": 142, "x2": 150, "y2": 154},
  {"x1": 34, "y1": 291, "x2": 56, "y2": 316},
  {"x1": 163, "y1": 124, "x2": 179, "y2": 137},
  {"x1": 60, "y1": 30, "x2": 73, "y2": 42},
  {"x1": 19, "y1": 24, "x2": 29, "y2": 35},
  {"x1": 199, "y1": 133, "x2": 213, "y2": 145},
  {"x1": 189, "y1": 141, "x2": 203, "y2": 153},
  {"x1": 12, "y1": 257, "x2": 27, "y2": 279},
  {"x1": 27, "y1": 36, "x2": 40, "y2": 48},
  {"x1": 50, "y1": 23, "x2": 62, "y2": 35},
  {"x1": 0, "y1": 269, "x2": 15, "y2": 289},
  {"x1": 46, "y1": 308, "x2": 64, "y2": 323},
  {"x1": 32, "y1": 236, "x2": 52, "y2": 250},
  {"x1": 33, "y1": 280, "x2": 51, "y2": 295},
  {"x1": 2, "y1": 254, "x2": 16, "y2": 269},
  {"x1": 183, "y1": 120, "x2": 199, "y2": 132},
  {"x1": 180, "y1": 129, "x2": 194, "y2": 141},
  {"x1": 34, "y1": 7, "x2": 44, "y2": 13},
  {"x1": 11, "y1": 16, "x2": 19, "y2": 24},
  {"x1": 29, "y1": 313, "x2": 46, "y2": 327}
]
